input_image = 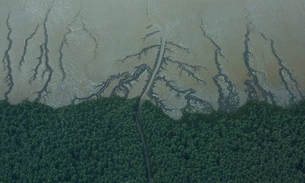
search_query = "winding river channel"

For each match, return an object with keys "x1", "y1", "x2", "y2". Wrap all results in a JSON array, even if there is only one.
[{"x1": 134, "y1": 0, "x2": 167, "y2": 181}]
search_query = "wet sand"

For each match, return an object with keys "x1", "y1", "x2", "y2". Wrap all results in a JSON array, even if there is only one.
[{"x1": 1, "y1": 0, "x2": 305, "y2": 119}]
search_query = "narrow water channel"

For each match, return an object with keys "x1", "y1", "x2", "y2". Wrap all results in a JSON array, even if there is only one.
[{"x1": 133, "y1": 0, "x2": 167, "y2": 182}]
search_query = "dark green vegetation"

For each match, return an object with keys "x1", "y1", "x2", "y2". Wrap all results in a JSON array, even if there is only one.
[
  {"x1": 1, "y1": 97, "x2": 305, "y2": 182},
  {"x1": 140, "y1": 101, "x2": 305, "y2": 182},
  {"x1": 0, "y1": 97, "x2": 146, "y2": 182}
]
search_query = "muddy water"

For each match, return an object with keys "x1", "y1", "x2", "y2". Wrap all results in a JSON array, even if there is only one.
[{"x1": 1, "y1": 0, "x2": 305, "y2": 119}]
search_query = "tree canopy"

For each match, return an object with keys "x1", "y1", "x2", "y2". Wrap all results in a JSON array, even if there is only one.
[{"x1": 1, "y1": 97, "x2": 305, "y2": 182}]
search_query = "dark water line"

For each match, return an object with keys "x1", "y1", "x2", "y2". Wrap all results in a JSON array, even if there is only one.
[{"x1": 134, "y1": 98, "x2": 152, "y2": 182}]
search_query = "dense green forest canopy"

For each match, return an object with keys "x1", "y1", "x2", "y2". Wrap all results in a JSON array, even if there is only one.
[{"x1": 1, "y1": 97, "x2": 305, "y2": 182}]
